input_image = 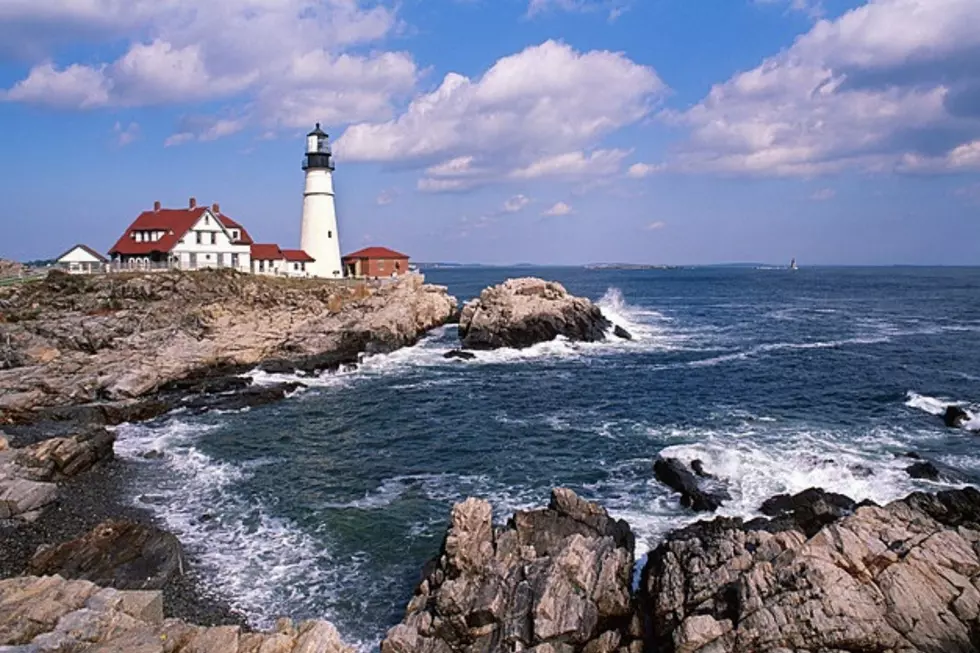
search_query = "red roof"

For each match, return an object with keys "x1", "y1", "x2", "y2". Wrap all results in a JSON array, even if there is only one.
[
  {"x1": 219, "y1": 216, "x2": 254, "y2": 245},
  {"x1": 109, "y1": 206, "x2": 252, "y2": 256},
  {"x1": 342, "y1": 246, "x2": 409, "y2": 260},
  {"x1": 250, "y1": 244, "x2": 283, "y2": 260},
  {"x1": 282, "y1": 249, "x2": 315, "y2": 262}
]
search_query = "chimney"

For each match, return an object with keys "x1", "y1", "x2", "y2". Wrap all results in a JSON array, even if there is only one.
[
  {"x1": 212, "y1": 202, "x2": 220, "y2": 214},
  {"x1": 153, "y1": 200, "x2": 161, "y2": 212},
  {"x1": 189, "y1": 197, "x2": 197, "y2": 209}
]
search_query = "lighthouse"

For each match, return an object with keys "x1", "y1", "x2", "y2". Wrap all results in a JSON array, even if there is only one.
[{"x1": 300, "y1": 123, "x2": 342, "y2": 278}]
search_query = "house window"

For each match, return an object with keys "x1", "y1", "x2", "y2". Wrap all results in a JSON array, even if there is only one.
[
  {"x1": 205, "y1": 254, "x2": 211, "y2": 260},
  {"x1": 210, "y1": 232, "x2": 216, "y2": 245},
  {"x1": 196, "y1": 232, "x2": 202, "y2": 245},
  {"x1": 294, "y1": 263, "x2": 299, "y2": 271},
  {"x1": 232, "y1": 230, "x2": 239, "y2": 240},
  {"x1": 232, "y1": 254, "x2": 239, "y2": 268},
  {"x1": 204, "y1": 215, "x2": 210, "y2": 225},
  {"x1": 300, "y1": 262, "x2": 305, "y2": 272}
]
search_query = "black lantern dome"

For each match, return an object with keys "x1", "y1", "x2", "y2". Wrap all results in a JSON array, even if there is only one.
[{"x1": 303, "y1": 123, "x2": 334, "y2": 171}]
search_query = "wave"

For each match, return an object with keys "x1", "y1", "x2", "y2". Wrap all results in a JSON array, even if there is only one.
[
  {"x1": 685, "y1": 336, "x2": 891, "y2": 368},
  {"x1": 906, "y1": 391, "x2": 980, "y2": 429},
  {"x1": 113, "y1": 419, "x2": 370, "y2": 644}
]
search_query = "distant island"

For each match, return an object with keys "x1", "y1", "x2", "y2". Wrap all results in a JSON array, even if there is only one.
[{"x1": 584, "y1": 263, "x2": 679, "y2": 270}]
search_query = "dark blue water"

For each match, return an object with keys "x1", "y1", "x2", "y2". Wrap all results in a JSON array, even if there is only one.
[{"x1": 117, "y1": 266, "x2": 980, "y2": 649}]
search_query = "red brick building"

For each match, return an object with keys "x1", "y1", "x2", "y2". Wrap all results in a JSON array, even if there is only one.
[{"x1": 342, "y1": 247, "x2": 410, "y2": 278}]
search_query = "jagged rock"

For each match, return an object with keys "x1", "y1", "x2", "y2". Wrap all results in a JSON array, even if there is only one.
[
  {"x1": 944, "y1": 405, "x2": 970, "y2": 428},
  {"x1": 642, "y1": 487, "x2": 980, "y2": 653},
  {"x1": 458, "y1": 278, "x2": 611, "y2": 349},
  {"x1": 14, "y1": 429, "x2": 114, "y2": 481},
  {"x1": 180, "y1": 382, "x2": 306, "y2": 414},
  {"x1": 907, "y1": 461, "x2": 941, "y2": 480},
  {"x1": 0, "y1": 575, "x2": 354, "y2": 652},
  {"x1": 689, "y1": 459, "x2": 711, "y2": 478},
  {"x1": 381, "y1": 488, "x2": 638, "y2": 653},
  {"x1": 612, "y1": 325, "x2": 632, "y2": 340},
  {"x1": 754, "y1": 487, "x2": 857, "y2": 536},
  {"x1": 28, "y1": 519, "x2": 184, "y2": 591},
  {"x1": 444, "y1": 349, "x2": 476, "y2": 361},
  {"x1": 0, "y1": 270, "x2": 457, "y2": 421},
  {"x1": 653, "y1": 458, "x2": 729, "y2": 512}
]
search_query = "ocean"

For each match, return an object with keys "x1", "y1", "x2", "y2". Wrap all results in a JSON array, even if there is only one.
[{"x1": 113, "y1": 266, "x2": 980, "y2": 649}]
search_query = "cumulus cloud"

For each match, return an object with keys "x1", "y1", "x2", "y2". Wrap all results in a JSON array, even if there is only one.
[
  {"x1": 627, "y1": 162, "x2": 665, "y2": 178},
  {"x1": 542, "y1": 201, "x2": 573, "y2": 216},
  {"x1": 336, "y1": 40, "x2": 663, "y2": 189},
  {"x1": 1, "y1": 0, "x2": 415, "y2": 136},
  {"x1": 673, "y1": 0, "x2": 980, "y2": 177}
]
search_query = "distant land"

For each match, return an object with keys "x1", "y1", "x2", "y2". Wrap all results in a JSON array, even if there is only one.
[{"x1": 584, "y1": 263, "x2": 679, "y2": 270}]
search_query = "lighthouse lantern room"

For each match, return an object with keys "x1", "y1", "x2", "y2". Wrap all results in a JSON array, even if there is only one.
[{"x1": 300, "y1": 123, "x2": 342, "y2": 278}]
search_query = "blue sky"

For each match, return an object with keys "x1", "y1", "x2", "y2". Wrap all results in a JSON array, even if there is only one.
[{"x1": 1, "y1": 0, "x2": 978, "y2": 265}]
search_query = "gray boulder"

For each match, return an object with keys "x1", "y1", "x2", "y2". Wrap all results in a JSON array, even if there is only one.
[
  {"x1": 381, "y1": 488, "x2": 641, "y2": 653},
  {"x1": 28, "y1": 519, "x2": 184, "y2": 591},
  {"x1": 641, "y1": 486, "x2": 980, "y2": 652},
  {"x1": 458, "y1": 278, "x2": 612, "y2": 349}
]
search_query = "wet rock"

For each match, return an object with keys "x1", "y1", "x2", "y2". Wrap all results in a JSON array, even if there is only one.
[
  {"x1": 612, "y1": 325, "x2": 632, "y2": 340},
  {"x1": 690, "y1": 459, "x2": 712, "y2": 478},
  {"x1": 907, "y1": 460, "x2": 941, "y2": 481},
  {"x1": 14, "y1": 429, "x2": 114, "y2": 481},
  {"x1": 381, "y1": 488, "x2": 639, "y2": 653},
  {"x1": 444, "y1": 349, "x2": 476, "y2": 361},
  {"x1": 944, "y1": 405, "x2": 970, "y2": 428},
  {"x1": 181, "y1": 382, "x2": 305, "y2": 413},
  {"x1": 28, "y1": 519, "x2": 184, "y2": 591},
  {"x1": 459, "y1": 278, "x2": 611, "y2": 349},
  {"x1": 757, "y1": 487, "x2": 856, "y2": 537},
  {"x1": 641, "y1": 487, "x2": 980, "y2": 653},
  {"x1": 0, "y1": 575, "x2": 355, "y2": 652},
  {"x1": 653, "y1": 457, "x2": 729, "y2": 512}
]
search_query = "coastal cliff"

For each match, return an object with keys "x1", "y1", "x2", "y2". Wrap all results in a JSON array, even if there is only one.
[{"x1": 0, "y1": 269, "x2": 457, "y2": 423}]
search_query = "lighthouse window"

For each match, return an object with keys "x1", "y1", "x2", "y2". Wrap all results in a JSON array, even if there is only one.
[{"x1": 328, "y1": 231, "x2": 332, "y2": 238}]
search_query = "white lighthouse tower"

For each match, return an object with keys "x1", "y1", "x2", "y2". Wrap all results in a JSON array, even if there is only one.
[{"x1": 300, "y1": 123, "x2": 342, "y2": 278}]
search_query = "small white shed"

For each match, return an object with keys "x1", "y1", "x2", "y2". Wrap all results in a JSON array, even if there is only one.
[{"x1": 56, "y1": 244, "x2": 108, "y2": 274}]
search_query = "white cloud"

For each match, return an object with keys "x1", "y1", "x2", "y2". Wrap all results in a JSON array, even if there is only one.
[
  {"x1": 644, "y1": 220, "x2": 666, "y2": 230},
  {"x1": 1, "y1": 1, "x2": 415, "y2": 137},
  {"x1": 542, "y1": 201, "x2": 573, "y2": 216},
  {"x1": 527, "y1": 0, "x2": 631, "y2": 20},
  {"x1": 113, "y1": 121, "x2": 140, "y2": 146},
  {"x1": 336, "y1": 40, "x2": 664, "y2": 188},
  {"x1": 417, "y1": 178, "x2": 476, "y2": 193},
  {"x1": 627, "y1": 162, "x2": 665, "y2": 178},
  {"x1": 503, "y1": 194, "x2": 531, "y2": 213},
  {"x1": 674, "y1": 0, "x2": 980, "y2": 177},
  {"x1": 511, "y1": 149, "x2": 630, "y2": 179},
  {"x1": 3, "y1": 62, "x2": 110, "y2": 108},
  {"x1": 164, "y1": 115, "x2": 247, "y2": 147},
  {"x1": 809, "y1": 188, "x2": 836, "y2": 201},
  {"x1": 754, "y1": 0, "x2": 825, "y2": 19}
]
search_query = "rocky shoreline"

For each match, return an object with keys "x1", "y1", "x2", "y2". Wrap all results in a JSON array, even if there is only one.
[{"x1": 3, "y1": 269, "x2": 979, "y2": 652}]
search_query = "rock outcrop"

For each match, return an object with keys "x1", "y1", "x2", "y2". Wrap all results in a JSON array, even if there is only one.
[
  {"x1": 458, "y1": 278, "x2": 612, "y2": 350},
  {"x1": 653, "y1": 458, "x2": 730, "y2": 512},
  {"x1": 382, "y1": 488, "x2": 641, "y2": 653},
  {"x1": 641, "y1": 486, "x2": 980, "y2": 653},
  {"x1": 944, "y1": 405, "x2": 970, "y2": 428},
  {"x1": 0, "y1": 575, "x2": 354, "y2": 652},
  {"x1": 0, "y1": 430, "x2": 115, "y2": 520},
  {"x1": 0, "y1": 270, "x2": 457, "y2": 422},
  {"x1": 29, "y1": 520, "x2": 184, "y2": 591}
]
